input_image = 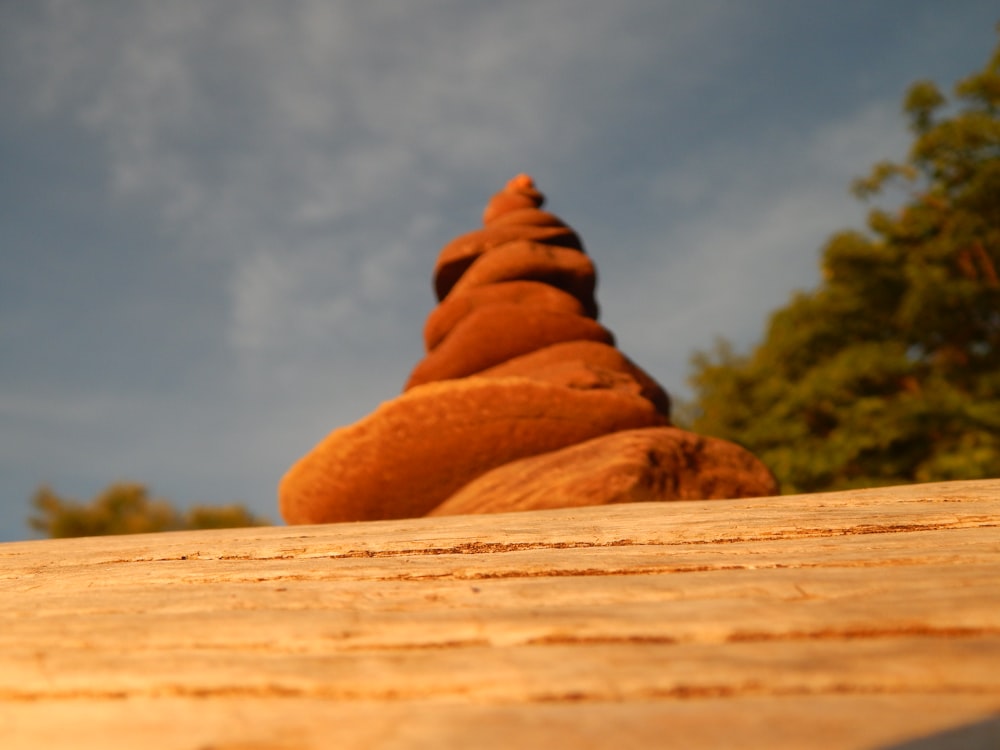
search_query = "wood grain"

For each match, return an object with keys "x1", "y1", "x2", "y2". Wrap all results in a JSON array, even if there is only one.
[{"x1": 1, "y1": 479, "x2": 998, "y2": 749}]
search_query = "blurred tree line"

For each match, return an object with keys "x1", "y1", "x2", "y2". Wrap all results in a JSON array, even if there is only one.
[
  {"x1": 685, "y1": 28, "x2": 1000, "y2": 493},
  {"x1": 29, "y1": 482, "x2": 270, "y2": 538}
]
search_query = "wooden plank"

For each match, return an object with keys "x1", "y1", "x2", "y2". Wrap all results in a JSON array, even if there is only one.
[
  {"x1": 3, "y1": 477, "x2": 997, "y2": 570},
  {"x1": 1, "y1": 695, "x2": 996, "y2": 750},
  {"x1": 3, "y1": 555, "x2": 999, "y2": 650},
  {"x1": 0, "y1": 478, "x2": 998, "y2": 749}
]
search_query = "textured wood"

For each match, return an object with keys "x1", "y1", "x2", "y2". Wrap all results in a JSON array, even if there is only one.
[{"x1": 1, "y1": 479, "x2": 999, "y2": 749}]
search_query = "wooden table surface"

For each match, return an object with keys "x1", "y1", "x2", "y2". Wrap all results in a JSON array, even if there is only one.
[{"x1": 1, "y1": 479, "x2": 999, "y2": 749}]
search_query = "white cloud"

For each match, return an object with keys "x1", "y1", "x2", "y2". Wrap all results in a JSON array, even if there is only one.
[
  {"x1": 8, "y1": 0, "x2": 747, "y2": 385},
  {"x1": 229, "y1": 251, "x2": 306, "y2": 354},
  {"x1": 603, "y1": 99, "x2": 912, "y2": 395}
]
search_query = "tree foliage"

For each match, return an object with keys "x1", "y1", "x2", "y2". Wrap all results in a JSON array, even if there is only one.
[
  {"x1": 28, "y1": 482, "x2": 271, "y2": 538},
  {"x1": 687, "y1": 31, "x2": 1000, "y2": 494}
]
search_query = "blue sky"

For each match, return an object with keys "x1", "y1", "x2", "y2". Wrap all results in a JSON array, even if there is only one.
[{"x1": 1, "y1": 1, "x2": 996, "y2": 541}]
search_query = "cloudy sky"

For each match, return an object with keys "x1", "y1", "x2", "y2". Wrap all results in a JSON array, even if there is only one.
[{"x1": 1, "y1": 1, "x2": 996, "y2": 541}]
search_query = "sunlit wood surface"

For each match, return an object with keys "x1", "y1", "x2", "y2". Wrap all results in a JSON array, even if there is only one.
[{"x1": 1, "y1": 479, "x2": 999, "y2": 749}]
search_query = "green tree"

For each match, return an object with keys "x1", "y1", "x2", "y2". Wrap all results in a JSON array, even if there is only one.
[
  {"x1": 28, "y1": 482, "x2": 271, "y2": 538},
  {"x1": 687, "y1": 30, "x2": 1000, "y2": 494}
]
